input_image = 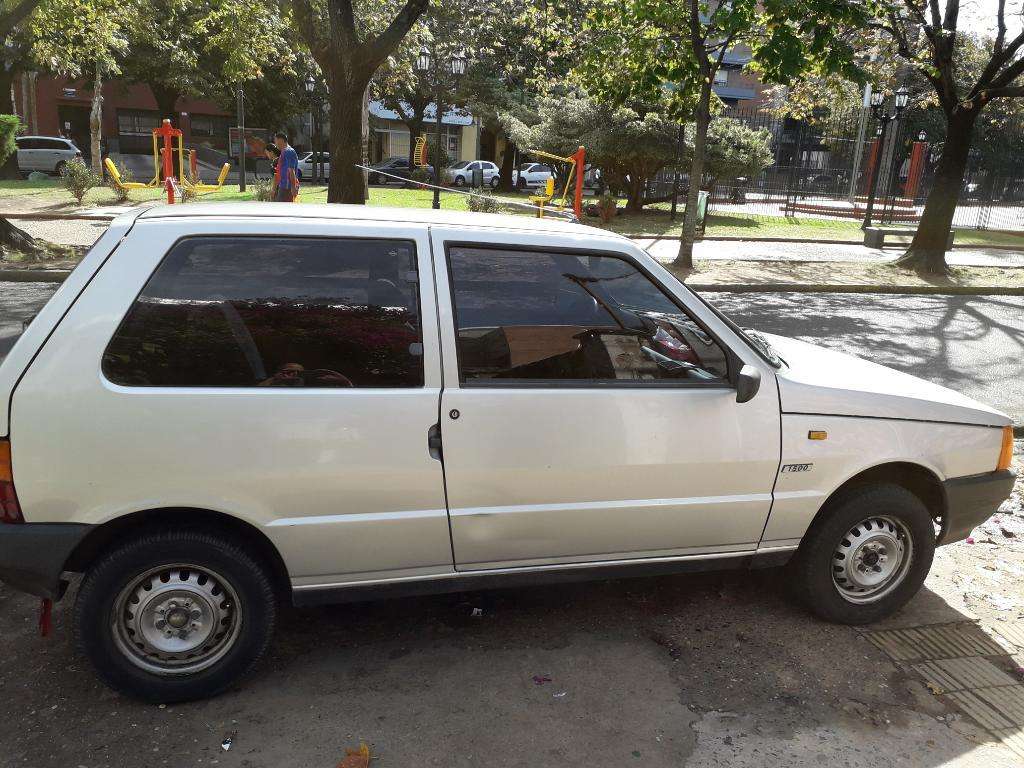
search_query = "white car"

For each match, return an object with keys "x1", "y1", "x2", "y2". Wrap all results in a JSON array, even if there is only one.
[
  {"x1": 297, "y1": 151, "x2": 330, "y2": 181},
  {"x1": 0, "y1": 205, "x2": 1014, "y2": 702},
  {"x1": 15, "y1": 135, "x2": 82, "y2": 176},
  {"x1": 512, "y1": 162, "x2": 555, "y2": 190},
  {"x1": 445, "y1": 160, "x2": 500, "y2": 187}
]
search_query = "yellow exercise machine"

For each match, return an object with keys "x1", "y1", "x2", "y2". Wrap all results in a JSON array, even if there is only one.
[
  {"x1": 523, "y1": 146, "x2": 585, "y2": 218},
  {"x1": 104, "y1": 118, "x2": 230, "y2": 201}
]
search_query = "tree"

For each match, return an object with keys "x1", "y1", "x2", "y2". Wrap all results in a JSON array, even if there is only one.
[
  {"x1": 504, "y1": 93, "x2": 678, "y2": 211},
  {"x1": 581, "y1": 0, "x2": 866, "y2": 268},
  {"x1": 700, "y1": 118, "x2": 773, "y2": 188},
  {"x1": 869, "y1": 5, "x2": 1024, "y2": 272},
  {"x1": 32, "y1": 0, "x2": 128, "y2": 173},
  {"x1": 291, "y1": 0, "x2": 430, "y2": 203}
]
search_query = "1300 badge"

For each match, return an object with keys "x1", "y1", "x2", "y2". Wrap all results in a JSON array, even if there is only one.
[{"x1": 781, "y1": 463, "x2": 813, "y2": 473}]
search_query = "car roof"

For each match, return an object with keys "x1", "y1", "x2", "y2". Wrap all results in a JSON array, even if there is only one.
[
  {"x1": 135, "y1": 202, "x2": 619, "y2": 238},
  {"x1": 18, "y1": 135, "x2": 72, "y2": 141}
]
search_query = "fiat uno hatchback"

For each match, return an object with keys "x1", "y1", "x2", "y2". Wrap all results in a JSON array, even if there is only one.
[{"x1": 0, "y1": 205, "x2": 1014, "y2": 702}]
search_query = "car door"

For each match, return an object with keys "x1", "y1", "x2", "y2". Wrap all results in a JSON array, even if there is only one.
[
  {"x1": 430, "y1": 227, "x2": 781, "y2": 570},
  {"x1": 18, "y1": 138, "x2": 40, "y2": 171},
  {"x1": 12, "y1": 218, "x2": 452, "y2": 588},
  {"x1": 42, "y1": 139, "x2": 68, "y2": 171}
]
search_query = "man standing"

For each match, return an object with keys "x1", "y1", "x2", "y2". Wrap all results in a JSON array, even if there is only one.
[{"x1": 274, "y1": 132, "x2": 299, "y2": 202}]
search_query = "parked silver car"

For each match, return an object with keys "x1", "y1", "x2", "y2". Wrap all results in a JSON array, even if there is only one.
[{"x1": 15, "y1": 135, "x2": 82, "y2": 176}]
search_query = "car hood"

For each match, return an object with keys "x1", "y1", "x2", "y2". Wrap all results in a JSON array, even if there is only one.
[{"x1": 764, "y1": 333, "x2": 1011, "y2": 428}]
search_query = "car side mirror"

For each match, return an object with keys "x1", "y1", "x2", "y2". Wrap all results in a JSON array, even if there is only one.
[{"x1": 735, "y1": 364, "x2": 761, "y2": 404}]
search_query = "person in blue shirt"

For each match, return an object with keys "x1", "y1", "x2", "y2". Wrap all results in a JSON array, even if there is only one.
[{"x1": 273, "y1": 132, "x2": 299, "y2": 202}]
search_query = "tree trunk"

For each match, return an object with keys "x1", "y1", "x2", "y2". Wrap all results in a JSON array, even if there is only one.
[
  {"x1": 896, "y1": 109, "x2": 978, "y2": 274},
  {"x1": 498, "y1": 133, "x2": 516, "y2": 193},
  {"x1": 0, "y1": 64, "x2": 19, "y2": 180},
  {"x1": 327, "y1": 79, "x2": 371, "y2": 204},
  {"x1": 0, "y1": 217, "x2": 40, "y2": 255},
  {"x1": 89, "y1": 65, "x2": 103, "y2": 175},
  {"x1": 675, "y1": 83, "x2": 711, "y2": 269},
  {"x1": 149, "y1": 83, "x2": 180, "y2": 123},
  {"x1": 625, "y1": 175, "x2": 646, "y2": 212},
  {"x1": 361, "y1": 86, "x2": 369, "y2": 201}
]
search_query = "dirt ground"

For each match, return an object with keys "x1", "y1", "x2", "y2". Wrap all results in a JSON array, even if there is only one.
[{"x1": 0, "y1": 446, "x2": 1019, "y2": 768}]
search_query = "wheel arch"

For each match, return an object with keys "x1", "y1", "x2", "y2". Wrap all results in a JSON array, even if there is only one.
[
  {"x1": 806, "y1": 461, "x2": 947, "y2": 539},
  {"x1": 64, "y1": 507, "x2": 292, "y2": 598}
]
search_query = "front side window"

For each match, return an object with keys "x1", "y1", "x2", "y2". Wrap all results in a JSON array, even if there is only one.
[
  {"x1": 104, "y1": 237, "x2": 423, "y2": 388},
  {"x1": 447, "y1": 246, "x2": 729, "y2": 385}
]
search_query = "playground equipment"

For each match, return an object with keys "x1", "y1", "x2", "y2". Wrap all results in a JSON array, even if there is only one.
[
  {"x1": 413, "y1": 135, "x2": 429, "y2": 167},
  {"x1": 104, "y1": 118, "x2": 230, "y2": 202},
  {"x1": 523, "y1": 146, "x2": 585, "y2": 219}
]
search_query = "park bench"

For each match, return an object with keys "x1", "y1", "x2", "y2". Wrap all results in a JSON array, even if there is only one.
[{"x1": 864, "y1": 226, "x2": 954, "y2": 249}]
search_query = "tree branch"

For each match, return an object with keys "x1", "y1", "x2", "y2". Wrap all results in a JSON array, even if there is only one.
[
  {"x1": 366, "y1": 0, "x2": 431, "y2": 74},
  {"x1": 0, "y1": 0, "x2": 40, "y2": 41}
]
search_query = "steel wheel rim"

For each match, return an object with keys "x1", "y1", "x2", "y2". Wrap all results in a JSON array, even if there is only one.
[
  {"x1": 832, "y1": 516, "x2": 914, "y2": 604},
  {"x1": 111, "y1": 564, "x2": 242, "y2": 676}
]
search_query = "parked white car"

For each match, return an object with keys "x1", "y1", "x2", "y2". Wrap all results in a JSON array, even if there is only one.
[
  {"x1": 512, "y1": 162, "x2": 555, "y2": 189},
  {"x1": 15, "y1": 135, "x2": 82, "y2": 176},
  {"x1": 297, "y1": 151, "x2": 330, "y2": 181},
  {"x1": 0, "y1": 205, "x2": 1014, "y2": 702},
  {"x1": 445, "y1": 160, "x2": 500, "y2": 187}
]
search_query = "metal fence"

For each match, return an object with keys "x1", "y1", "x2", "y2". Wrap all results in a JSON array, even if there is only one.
[{"x1": 646, "y1": 105, "x2": 1024, "y2": 234}]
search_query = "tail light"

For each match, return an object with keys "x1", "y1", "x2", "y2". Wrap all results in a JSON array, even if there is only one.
[{"x1": 0, "y1": 439, "x2": 23, "y2": 523}]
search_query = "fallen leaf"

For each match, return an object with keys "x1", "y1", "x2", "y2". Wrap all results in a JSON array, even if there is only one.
[{"x1": 337, "y1": 743, "x2": 370, "y2": 768}]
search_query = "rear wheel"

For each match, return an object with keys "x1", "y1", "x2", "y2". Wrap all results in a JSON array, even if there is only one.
[
  {"x1": 74, "y1": 530, "x2": 277, "y2": 703},
  {"x1": 54, "y1": 160, "x2": 67, "y2": 176},
  {"x1": 453, "y1": 175, "x2": 466, "y2": 186},
  {"x1": 790, "y1": 483, "x2": 935, "y2": 625},
  {"x1": 490, "y1": 176, "x2": 500, "y2": 189}
]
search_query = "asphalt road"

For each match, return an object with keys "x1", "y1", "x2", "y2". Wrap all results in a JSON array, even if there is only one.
[{"x1": 704, "y1": 292, "x2": 1024, "y2": 425}]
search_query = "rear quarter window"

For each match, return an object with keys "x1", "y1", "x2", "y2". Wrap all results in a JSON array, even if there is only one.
[{"x1": 103, "y1": 236, "x2": 425, "y2": 388}]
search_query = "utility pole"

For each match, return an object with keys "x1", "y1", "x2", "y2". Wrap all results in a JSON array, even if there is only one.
[
  {"x1": 849, "y1": 83, "x2": 871, "y2": 202},
  {"x1": 237, "y1": 87, "x2": 246, "y2": 193}
]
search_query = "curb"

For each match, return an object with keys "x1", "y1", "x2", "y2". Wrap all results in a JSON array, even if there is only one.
[
  {"x1": 635, "y1": 234, "x2": 1024, "y2": 251},
  {"x1": 0, "y1": 269, "x2": 71, "y2": 282},
  {"x1": 684, "y1": 282, "x2": 1024, "y2": 296},
  {"x1": 1, "y1": 212, "x2": 117, "y2": 221}
]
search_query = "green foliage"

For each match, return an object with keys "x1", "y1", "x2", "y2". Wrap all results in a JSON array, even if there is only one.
[
  {"x1": 254, "y1": 176, "x2": 274, "y2": 202},
  {"x1": 0, "y1": 114, "x2": 20, "y2": 166},
  {"x1": 410, "y1": 166, "x2": 432, "y2": 184},
  {"x1": 594, "y1": 192, "x2": 618, "y2": 223},
  {"x1": 426, "y1": 135, "x2": 452, "y2": 172},
  {"x1": 60, "y1": 157, "x2": 100, "y2": 204},
  {"x1": 107, "y1": 160, "x2": 134, "y2": 202},
  {"x1": 504, "y1": 94, "x2": 677, "y2": 210},
  {"x1": 466, "y1": 190, "x2": 500, "y2": 213},
  {"x1": 701, "y1": 119, "x2": 774, "y2": 185}
]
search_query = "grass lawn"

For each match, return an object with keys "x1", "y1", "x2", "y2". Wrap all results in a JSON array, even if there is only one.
[{"x1": 2, "y1": 179, "x2": 1022, "y2": 249}]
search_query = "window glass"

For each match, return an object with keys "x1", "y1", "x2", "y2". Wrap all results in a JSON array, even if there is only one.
[
  {"x1": 42, "y1": 139, "x2": 68, "y2": 150},
  {"x1": 448, "y1": 247, "x2": 729, "y2": 384},
  {"x1": 104, "y1": 237, "x2": 423, "y2": 388}
]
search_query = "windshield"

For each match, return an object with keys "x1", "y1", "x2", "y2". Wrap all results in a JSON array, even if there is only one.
[
  {"x1": 451, "y1": 161, "x2": 470, "y2": 169},
  {"x1": 689, "y1": 291, "x2": 784, "y2": 368}
]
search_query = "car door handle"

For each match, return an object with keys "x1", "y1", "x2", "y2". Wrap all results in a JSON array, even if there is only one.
[{"x1": 427, "y1": 424, "x2": 442, "y2": 461}]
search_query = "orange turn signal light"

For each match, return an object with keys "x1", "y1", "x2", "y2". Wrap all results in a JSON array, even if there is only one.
[
  {"x1": 997, "y1": 426, "x2": 1014, "y2": 471},
  {"x1": 808, "y1": 431, "x2": 828, "y2": 441}
]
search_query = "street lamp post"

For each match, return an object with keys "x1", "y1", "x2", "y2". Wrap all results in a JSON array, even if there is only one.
[
  {"x1": 416, "y1": 48, "x2": 467, "y2": 210},
  {"x1": 304, "y1": 75, "x2": 324, "y2": 186},
  {"x1": 861, "y1": 85, "x2": 909, "y2": 229}
]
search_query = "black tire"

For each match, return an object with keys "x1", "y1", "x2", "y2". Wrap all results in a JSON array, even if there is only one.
[
  {"x1": 74, "y1": 529, "x2": 277, "y2": 703},
  {"x1": 369, "y1": 173, "x2": 380, "y2": 185},
  {"x1": 54, "y1": 160, "x2": 66, "y2": 176},
  {"x1": 490, "y1": 176, "x2": 500, "y2": 189},
  {"x1": 789, "y1": 483, "x2": 935, "y2": 625},
  {"x1": 517, "y1": 178, "x2": 527, "y2": 190},
  {"x1": 453, "y1": 175, "x2": 465, "y2": 187}
]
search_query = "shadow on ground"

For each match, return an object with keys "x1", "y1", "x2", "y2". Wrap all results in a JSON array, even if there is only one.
[{"x1": 0, "y1": 568, "x2": 1013, "y2": 767}]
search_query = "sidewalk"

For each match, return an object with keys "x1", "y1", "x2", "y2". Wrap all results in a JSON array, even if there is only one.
[{"x1": 637, "y1": 237, "x2": 1024, "y2": 268}]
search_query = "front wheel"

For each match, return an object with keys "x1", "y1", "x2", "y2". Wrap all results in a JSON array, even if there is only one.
[
  {"x1": 789, "y1": 483, "x2": 935, "y2": 625},
  {"x1": 490, "y1": 177, "x2": 500, "y2": 189},
  {"x1": 453, "y1": 175, "x2": 465, "y2": 187},
  {"x1": 54, "y1": 160, "x2": 67, "y2": 176},
  {"x1": 74, "y1": 530, "x2": 277, "y2": 703}
]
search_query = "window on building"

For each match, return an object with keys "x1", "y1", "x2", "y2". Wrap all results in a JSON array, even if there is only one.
[
  {"x1": 714, "y1": 69, "x2": 729, "y2": 86},
  {"x1": 447, "y1": 246, "x2": 729, "y2": 384},
  {"x1": 104, "y1": 237, "x2": 424, "y2": 388},
  {"x1": 190, "y1": 114, "x2": 231, "y2": 140},
  {"x1": 117, "y1": 110, "x2": 162, "y2": 136}
]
